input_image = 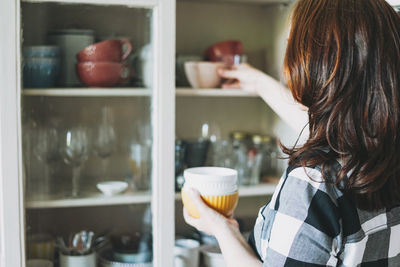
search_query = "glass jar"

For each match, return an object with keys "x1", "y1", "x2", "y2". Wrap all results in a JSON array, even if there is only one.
[{"x1": 259, "y1": 135, "x2": 280, "y2": 181}]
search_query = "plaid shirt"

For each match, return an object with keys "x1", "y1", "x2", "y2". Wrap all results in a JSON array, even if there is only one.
[{"x1": 249, "y1": 164, "x2": 400, "y2": 267}]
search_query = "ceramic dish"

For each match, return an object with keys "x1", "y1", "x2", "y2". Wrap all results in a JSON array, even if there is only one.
[
  {"x1": 113, "y1": 251, "x2": 151, "y2": 263},
  {"x1": 99, "y1": 249, "x2": 152, "y2": 267},
  {"x1": 97, "y1": 181, "x2": 128, "y2": 196},
  {"x1": 23, "y1": 57, "x2": 60, "y2": 88},
  {"x1": 182, "y1": 167, "x2": 239, "y2": 218},
  {"x1": 184, "y1": 62, "x2": 224, "y2": 89},
  {"x1": 23, "y1": 46, "x2": 60, "y2": 58}
]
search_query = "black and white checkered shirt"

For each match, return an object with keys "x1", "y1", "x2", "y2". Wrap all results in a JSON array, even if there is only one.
[{"x1": 249, "y1": 164, "x2": 400, "y2": 266}]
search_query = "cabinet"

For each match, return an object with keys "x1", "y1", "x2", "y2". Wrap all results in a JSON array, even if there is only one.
[
  {"x1": 0, "y1": 0, "x2": 299, "y2": 266},
  {"x1": 1, "y1": 0, "x2": 175, "y2": 266}
]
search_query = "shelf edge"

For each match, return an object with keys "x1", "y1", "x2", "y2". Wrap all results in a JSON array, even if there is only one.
[
  {"x1": 22, "y1": 0, "x2": 158, "y2": 8},
  {"x1": 25, "y1": 192, "x2": 152, "y2": 209}
]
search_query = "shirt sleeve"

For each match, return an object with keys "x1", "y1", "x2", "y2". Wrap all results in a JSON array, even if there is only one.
[{"x1": 257, "y1": 167, "x2": 342, "y2": 267}]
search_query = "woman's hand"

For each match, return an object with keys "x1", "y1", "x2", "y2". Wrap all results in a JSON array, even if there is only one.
[
  {"x1": 183, "y1": 188, "x2": 262, "y2": 267},
  {"x1": 183, "y1": 188, "x2": 239, "y2": 237},
  {"x1": 218, "y1": 63, "x2": 269, "y2": 94}
]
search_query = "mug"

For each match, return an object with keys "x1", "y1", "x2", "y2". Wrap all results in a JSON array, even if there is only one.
[
  {"x1": 23, "y1": 57, "x2": 60, "y2": 88},
  {"x1": 77, "y1": 39, "x2": 133, "y2": 62},
  {"x1": 76, "y1": 62, "x2": 133, "y2": 87},
  {"x1": 48, "y1": 29, "x2": 95, "y2": 86},
  {"x1": 27, "y1": 234, "x2": 55, "y2": 261},
  {"x1": 59, "y1": 252, "x2": 96, "y2": 267},
  {"x1": 174, "y1": 239, "x2": 200, "y2": 267}
]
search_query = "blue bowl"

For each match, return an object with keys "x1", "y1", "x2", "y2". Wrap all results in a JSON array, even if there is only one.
[
  {"x1": 23, "y1": 57, "x2": 60, "y2": 88},
  {"x1": 23, "y1": 46, "x2": 60, "y2": 58}
]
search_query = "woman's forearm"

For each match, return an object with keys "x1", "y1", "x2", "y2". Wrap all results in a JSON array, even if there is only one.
[
  {"x1": 256, "y1": 74, "x2": 309, "y2": 136},
  {"x1": 215, "y1": 222, "x2": 262, "y2": 267}
]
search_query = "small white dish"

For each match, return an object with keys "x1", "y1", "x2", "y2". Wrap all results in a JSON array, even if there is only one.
[{"x1": 97, "y1": 181, "x2": 128, "y2": 196}]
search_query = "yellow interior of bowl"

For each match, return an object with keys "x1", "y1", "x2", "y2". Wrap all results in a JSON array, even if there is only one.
[{"x1": 181, "y1": 190, "x2": 239, "y2": 219}]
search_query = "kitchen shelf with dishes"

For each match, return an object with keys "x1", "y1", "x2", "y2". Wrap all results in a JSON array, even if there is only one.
[
  {"x1": 23, "y1": 88, "x2": 151, "y2": 97},
  {"x1": 175, "y1": 88, "x2": 258, "y2": 98},
  {"x1": 25, "y1": 182, "x2": 278, "y2": 209}
]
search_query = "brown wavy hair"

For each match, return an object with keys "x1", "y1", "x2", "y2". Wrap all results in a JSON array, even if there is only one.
[{"x1": 283, "y1": 0, "x2": 400, "y2": 210}]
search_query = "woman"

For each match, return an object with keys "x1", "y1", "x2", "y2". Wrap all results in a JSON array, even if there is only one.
[{"x1": 183, "y1": 0, "x2": 400, "y2": 266}]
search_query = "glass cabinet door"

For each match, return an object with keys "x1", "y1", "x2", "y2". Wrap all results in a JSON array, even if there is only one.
[{"x1": 19, "y1": 1, "x2": 175, "y2": 266}]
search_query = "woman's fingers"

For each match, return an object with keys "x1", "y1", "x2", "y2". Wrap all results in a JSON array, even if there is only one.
[
  {"x1": 218, "y1": 68, "x2": 240, "y2": 79},
  {"x1": 183, "y1": 207, "x2": 196, "y2": 225},
  {"x1": 222, "y1": 81, "x2": 241, "y2": 89},
  {"x1": 187, "y1": 188, "x2": 211, "y2": 214}
]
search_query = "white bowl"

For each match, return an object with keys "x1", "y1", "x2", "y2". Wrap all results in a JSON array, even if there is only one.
[
  {"x1": 97, "y1": 181, "x2": 128, "y2": 196},
  {"x1": 183, "y1": 167, "x2": 238, "y2": 195},
  {"x1": 184, "y1": 62, "x2": 224, "y2": 88}
]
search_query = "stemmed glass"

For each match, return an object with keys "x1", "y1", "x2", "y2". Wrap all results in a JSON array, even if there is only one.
[
  {"x1": 60, "y1": 127, "x2": 89, "y2": 198},
  {"x1": 32, "y1": 126, "x2": 59, "y2": 196},
  {"x1": 93, "y1": 106, "x2": 116, "y2": 181}
]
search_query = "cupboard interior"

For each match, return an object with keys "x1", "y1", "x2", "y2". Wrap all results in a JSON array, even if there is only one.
[
  {"x1": 21, "y1": 2, "x2": 152, "y2": 88},
  {"x1": 23, "y1": 96, "x2": 152, "y2": 199},
  {"x1": 175, "y1": 0, "x2": 298, "y2": 225},
  {"x1": 22, "y1": 3, "x2": 151, "y2": 49},
  {"x1": 21, "y1": 0, "x2": 300, "y2": 245},
  {"x1": 27, "y1": 204, "x2": 151, "y2": 242}
]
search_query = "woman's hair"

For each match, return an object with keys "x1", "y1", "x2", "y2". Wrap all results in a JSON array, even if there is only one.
[{"x1": 283, "y1": 0, "x2": 400, "y2": 210}]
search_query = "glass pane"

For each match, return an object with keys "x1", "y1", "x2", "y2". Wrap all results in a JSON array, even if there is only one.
[{"x1": 21, "y1": 3, "x2": 154, "y2": 266}]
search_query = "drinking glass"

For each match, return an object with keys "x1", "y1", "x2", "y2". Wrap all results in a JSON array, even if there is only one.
[
  {"x1": 129, "y1": 143, "x2": 151, "y2": 190},
  {"x1": 93, "y1": 107, "x2": 116, "y2": 181},
  {"x1": 60, "y1": 127, "x2": 89, "y2": 197},
  {"x1": 33, "y1": 126, "x2": 59, "y2": 196},
  {"x1": 211, "y1": 140, "x2": 235, "y2": 168},
  {"x1": 221, "y1": 54, "x2": 248, "y2": 68}
]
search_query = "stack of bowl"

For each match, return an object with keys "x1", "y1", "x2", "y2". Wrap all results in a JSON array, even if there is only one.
[
  {"x1": 181, "y1": 167, "x2": 239, "y2": 218},
  {"x1": 76, "y1": 39, "x2": 134, "y2": 87},
  {"x1": 23, "y1": 46, "x2": 61, "y2": 88}
]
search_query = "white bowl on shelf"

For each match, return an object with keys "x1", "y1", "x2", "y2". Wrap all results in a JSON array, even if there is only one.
[
  {"x1": 184, "y1": 62, "x2": 224, "y2": 89},
  {"x1": 97, "y1": 181, "x2": 128, "y2": 196}
]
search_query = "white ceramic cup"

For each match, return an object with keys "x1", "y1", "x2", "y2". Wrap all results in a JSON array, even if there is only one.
[
  {"x1": 59, "y1": 252, "x2": 96, "y2": 267},
  {"x1": 27, "y1": 233, "x2": 55, "y2": 261},
  {"x1": 184, "y1": 62, "x2": 224, "y2": 89},
  {"x1": 27, "y1": 259, "x2": 53, "y2": 267},
  {"x1": 174, "y1": 239, "x2": 200, "y2": 267},
  {"x1": 183, "y1": 167, "x2": 238, "y2": 196},
  {"x1": 48, "y1": 29, "x2": 95, "y2": 86}
]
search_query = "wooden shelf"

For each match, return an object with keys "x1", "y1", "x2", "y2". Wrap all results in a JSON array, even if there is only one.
[
  {"x1": 23, "y1": 88, "x2": 151, "y2": 97},
  {"x1": 26, "y1": 183, "x2": 276, "y2": 209},
  {"x1": 26, "y1": 190, "x2": 152, "y2": 209},
  {"x1": 175, "y1": 182, "x2": 277, "y2": 200},
  {"x1": 176, "y1": 88, "x2": 258, "y2": 98}
]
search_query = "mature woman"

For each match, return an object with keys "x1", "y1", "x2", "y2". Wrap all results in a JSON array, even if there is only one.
[{"x1": 183, "y1": 0, "x2": 400, "y2": 266}]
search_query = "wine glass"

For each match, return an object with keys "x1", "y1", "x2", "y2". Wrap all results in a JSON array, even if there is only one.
[
  {"x1": 93, "y1": 107, "x2": 116, "y2": 181},
  {"x1": 60, "y1": 127, "x2": 89, "y2": 197},
  {"x1": 32, "y1": 126, "x2": 59, "y2": 196}
]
